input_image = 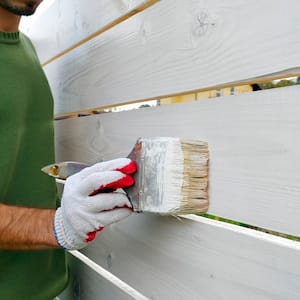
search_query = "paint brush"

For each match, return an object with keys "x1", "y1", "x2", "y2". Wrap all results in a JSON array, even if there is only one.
[{"x1": 42, "y1": 137, "x2": 209, "y2": 215}]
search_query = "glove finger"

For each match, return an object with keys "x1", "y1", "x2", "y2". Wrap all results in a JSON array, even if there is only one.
[
  {"x1": 87, "y1": 192, "x2": 132, "y2": 211},
  {"x1": 86, "y1": 227, "x2": 104, "y2": 243},
  {"x1": 79, "y1": 158, "x2": 137, "y2": 177},
  {"x1": 95, "y1": 207, "x2": 132, "y2": 227},
  {"x1": 85, "y1": 207, "x2": 132, "y2": 242},
  {"x1": 78, "y1": 171, "x2": 134, "y2": 196}
]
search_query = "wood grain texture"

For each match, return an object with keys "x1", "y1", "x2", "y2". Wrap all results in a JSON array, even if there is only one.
[
  {"x1": 61, "y1": 214, "x2": 300, "y2": 300},
  {"x1": 38, "y1": 0, "x2": 300, "y2": 114},
  {"x1": 55, "y1": 85, "x2": 300, "y2": 236},
  {"x1": 20, "y1": 0, "x2": 150, "y2": 64}
]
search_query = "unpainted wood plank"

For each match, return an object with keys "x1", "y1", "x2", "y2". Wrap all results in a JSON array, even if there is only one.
[
  {"x1": 40, "y1": 0, "x2": 300, "y2": 114},
  {"x1": 55, "y1": 85, "x2": 300, "y2": 236},
  {"x1": 20, "y1": 0, "x2": 151, "y2": 64},
  {"x1": 71, "y1": 214, "x2": 300, "y2": 300}
]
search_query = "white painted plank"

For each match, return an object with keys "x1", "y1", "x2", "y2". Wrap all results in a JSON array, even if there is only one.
[
  {"x1": 41, "y1": 0, "x2": 300, "y2": 114},
  {"x1": 55, "y1": 85, "x2": 300, "y2": 236},
  {"x1": 68, "y1": 250, "x2": 150, "y2": 300},
  {"x1": 58, "y1": 253, "x2": 135, "y2": 300},
  {"x1": 72, "y1": 214, "x2": 300, "y2": 300},
  {"x1": 20, "y1": 0, "x2": 148, "y2": 63}
]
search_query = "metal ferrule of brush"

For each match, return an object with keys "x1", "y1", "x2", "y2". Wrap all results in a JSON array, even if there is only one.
[{"x1": 126, "y1": 138, "x2": 145, "y2": 212}]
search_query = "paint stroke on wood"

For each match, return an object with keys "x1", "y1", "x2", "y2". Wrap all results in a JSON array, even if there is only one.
[
  {"x1": 41, "y1": 0, "x2": 300, "y2": 114},
  {"x1": 20, "y1": 0, "x2": 150, "y2": 64},
  {"x1": 66, "y1": 214, "x2": 300, "y2": 300},
  {"x1": 55, "y1": 85, "x2": 300, "y2": 236}
]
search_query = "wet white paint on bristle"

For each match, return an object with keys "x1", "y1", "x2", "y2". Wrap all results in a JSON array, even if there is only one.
[
  {"x1": 161, "y1": 138, "x2": 184, "y2": 214},
  {"x1": 141, "y1": 137, "x2": 184, "y2": 214},
  {"x1": 139, "y1": 137, "x2": 165, "y2": 212}
]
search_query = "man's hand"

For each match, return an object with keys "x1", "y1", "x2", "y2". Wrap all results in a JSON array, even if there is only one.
[{"x1": 54, "y1": 158, "x2": 137, "y2": 250}]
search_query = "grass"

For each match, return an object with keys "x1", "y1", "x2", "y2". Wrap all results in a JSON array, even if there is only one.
[{"x1": 201, "y1": 213, "x2": 300, "y2": 242}]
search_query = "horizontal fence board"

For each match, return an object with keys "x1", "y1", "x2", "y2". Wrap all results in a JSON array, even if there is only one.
[
  {"x1": 39, "y1": 0, "x2": 300, "y2": 114},
  {"x1": 69, "y1": 214, "x2": 300, "y2": 299},
  {"x1": 20, "y1": 0, "x2": 148, "y2": 64},
  {"x1": 59, "y1": 254, "x2": 135, "y2": 300},
  {"x1": 55, "y1": 85, "x2": 300, "y2": 236}
]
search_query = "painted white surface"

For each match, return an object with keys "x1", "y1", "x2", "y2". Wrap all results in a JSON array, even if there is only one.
[
  {"x1": 55, "y1": 85, "x2": 300, "y2": 236},
  {"x1": 35, "y1": 0, "x2": 300, "y2": 114},
  {"x1": 59, "y1": 253, "x2": 135, "y2": 300},
  {"x1": 68, "y1": 250, "x2": 150, "y2": 300},
  {"x1": 63, "y1": 214, "x2": 300, "y2": 299},
  {"x1": 20, "y1": 0, "x2": 148, "y2": 63}
]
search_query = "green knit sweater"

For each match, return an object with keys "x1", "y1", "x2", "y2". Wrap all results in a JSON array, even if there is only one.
[{"x1": 0, "y1": 31, "x2": 68, "y2": 299}]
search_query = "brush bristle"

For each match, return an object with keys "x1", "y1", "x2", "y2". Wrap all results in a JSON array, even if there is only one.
[
  {"x1": 135, "y1": 137, "x2": 209, "y2": 215},
  {"x1": 178, "y1": 139, "x2": 209, "y2": 214}
]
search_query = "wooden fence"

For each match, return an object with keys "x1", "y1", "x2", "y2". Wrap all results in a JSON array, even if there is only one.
[{"x1": 22, "y1": 0, "x2": 300, "y2": 299}]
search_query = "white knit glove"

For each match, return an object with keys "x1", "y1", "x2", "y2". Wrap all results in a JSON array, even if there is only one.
[{"x1": 54, "y1": 158, "x2": 137, "y2": 250}]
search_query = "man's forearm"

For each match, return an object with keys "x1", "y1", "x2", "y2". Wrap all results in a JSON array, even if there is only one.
[{"x1": 0, "y1": 203, "x2": 59, "y2": 250}]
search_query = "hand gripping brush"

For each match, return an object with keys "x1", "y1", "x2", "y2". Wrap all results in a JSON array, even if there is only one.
[{"x1": 42, "y1": 137, "x2": 209, "y2": 215}]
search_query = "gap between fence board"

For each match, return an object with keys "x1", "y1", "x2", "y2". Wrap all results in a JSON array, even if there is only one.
[
  {"x1": 183, "y1": 215, "x2": 300, "y2": 250},
  {"x1": 21, "y1": 0, "x2": 160, "y2": 65},
  {"x1": 53, "y1": 68, "x2": 300, "y2": 120},
  {"x1": 41, "y1": 0, "x2": 160, "y2": 66}
]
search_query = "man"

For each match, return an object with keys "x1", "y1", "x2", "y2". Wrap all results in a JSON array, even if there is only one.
[{"x1": 0, "y1": 1, "x2": 135, "y2": 299}]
